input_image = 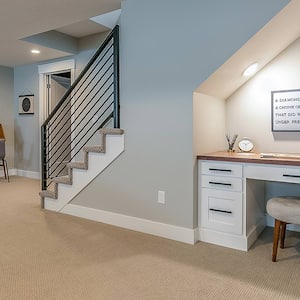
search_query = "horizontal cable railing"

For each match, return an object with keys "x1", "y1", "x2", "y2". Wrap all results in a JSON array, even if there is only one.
[{"x1": 41, "y1": 25, "x2": 120, "y2": 191}]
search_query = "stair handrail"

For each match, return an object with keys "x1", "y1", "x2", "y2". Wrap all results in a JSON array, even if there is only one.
[
  {"x1": 41, "y1": 25, "x2": 119, "y2": 190},
  {"x1": 42, "y1": 26, "x2": 119, "y2": 128}
]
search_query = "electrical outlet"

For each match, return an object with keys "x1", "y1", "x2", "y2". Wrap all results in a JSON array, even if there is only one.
[{"x1": 158, "y1": 190, "x2": 165, "y2": 204}]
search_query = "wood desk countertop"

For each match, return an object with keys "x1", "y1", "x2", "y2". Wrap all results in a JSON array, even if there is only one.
[{"x1": 197, "y1": 151, "x2": 300, "y2": 166}]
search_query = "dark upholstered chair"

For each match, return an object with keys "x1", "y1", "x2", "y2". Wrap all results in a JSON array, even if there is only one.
[{"x1": 0, "y1": 139, "x2": 9, "y2": 181}]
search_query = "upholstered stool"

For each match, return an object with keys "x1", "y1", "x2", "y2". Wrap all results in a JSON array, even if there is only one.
[{"x1": 266, "y1": 197, "x2": 300, "y2": 262}]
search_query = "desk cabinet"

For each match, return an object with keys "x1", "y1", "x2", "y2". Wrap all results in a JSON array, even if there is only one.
[
  {"x1": 198, "y1": 151, "x2": 300, "y2": 251},
  {"x1": 198, "y1": 160, "x2": 266, "y2": 251},
  {"x1": 200, "y1": 162, "x2": 243, "y2": 236}
]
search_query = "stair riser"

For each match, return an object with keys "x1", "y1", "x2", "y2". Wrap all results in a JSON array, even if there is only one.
[{"x1": 44, "y1": 134, "x2": 124, "y2": 212}]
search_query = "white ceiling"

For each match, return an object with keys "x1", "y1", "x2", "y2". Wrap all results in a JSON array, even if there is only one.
[
  {"x1": 2, "y1": 0, "x2": 298, "y2": 101},
  {"x1": 0, "y1": 0, "x2": 122, "y2": 67},
  {"x1": 57, "y1": 20, "x2": 110, "y2": 38}
]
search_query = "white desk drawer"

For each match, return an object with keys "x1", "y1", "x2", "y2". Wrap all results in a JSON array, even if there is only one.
[
  {"x1": 200, "y1": 189, "x2": 242, "y2": 235},
  {"x1": 245, "y1": 164, "x2": 300, "y2": 183},
  {"x1": 201, "y1": 175, "x2": 242, "y2": 192},
  {"x1": 201, "y1": 161, "x2": 242, "y2": 178}
]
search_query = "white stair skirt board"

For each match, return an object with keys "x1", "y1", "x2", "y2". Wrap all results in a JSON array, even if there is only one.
[
  {"x1": 44, "y1": 134, "x2": 125, "y2": 212},
  {"x1": 61, "y1": 203, "x2": 197, "y2": 245}
]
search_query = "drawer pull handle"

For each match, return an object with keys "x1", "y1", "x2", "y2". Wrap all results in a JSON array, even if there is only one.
[
  {"x1": 209, "y1": 168, "x2": 232, "y2": 173},
  {"x1": 209, "y1": 208, "x2": 232, "y2": 214},
  {"x1": 283, "y1": 174, "x2": 300, "y2": 178},
  {"x1": 209, "y1": 181, "x2": 232, "y2": 186}
]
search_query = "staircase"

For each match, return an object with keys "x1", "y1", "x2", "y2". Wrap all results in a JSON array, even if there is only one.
[
  {"x1": 39, "y1": 26, "x2": 122, "y2": 210},
  {"x1": 40, "y1": 128, "x2": 124, "y2": 211}
]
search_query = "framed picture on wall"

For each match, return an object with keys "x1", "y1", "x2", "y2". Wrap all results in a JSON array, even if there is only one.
[
  {"x1": 271, "y1": 89, "x2": 300, "y2": 131},
  {"x1": 19, "y1": 95, "x2": 34, "y2": 114}
]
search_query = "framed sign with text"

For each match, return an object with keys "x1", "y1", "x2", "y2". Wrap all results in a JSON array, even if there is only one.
[{"x1": 271, "y1": 89, "x2": 300, "y2": 132}]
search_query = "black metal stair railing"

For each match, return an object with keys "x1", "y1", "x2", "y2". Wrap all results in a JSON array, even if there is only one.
[{"x1": 41, "y1": 25, "x2": 120, "y2": 191}]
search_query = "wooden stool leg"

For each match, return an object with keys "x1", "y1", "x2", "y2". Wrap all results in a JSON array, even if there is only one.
[
  {"x1": 280, "y1": 222, "x2": 287, "y2": 249},
  {"x1": 272, "y1": 219, "x2": 281, "y2": 262}
]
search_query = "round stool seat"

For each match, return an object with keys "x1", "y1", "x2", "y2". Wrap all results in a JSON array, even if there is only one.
[{"x1": 266, "y1": 197, "x2": 300, "y2": 224}]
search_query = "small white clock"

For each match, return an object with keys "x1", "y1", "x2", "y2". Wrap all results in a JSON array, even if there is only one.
[{"x1": 238, "y1": 137, "x2": 254, "y2": 152}]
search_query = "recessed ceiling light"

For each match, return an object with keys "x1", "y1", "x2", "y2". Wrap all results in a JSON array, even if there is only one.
[
  {"x1": 31, "y1": 49, "x2": 40, "y2": 54},
  {"x1": 243, "y1": 63, "x2": 258, "y2": 77}
]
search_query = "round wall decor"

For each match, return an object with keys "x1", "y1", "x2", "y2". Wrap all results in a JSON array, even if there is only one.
[{"x1": 19, "y1": 95, "x2": 34, "y2": 114}]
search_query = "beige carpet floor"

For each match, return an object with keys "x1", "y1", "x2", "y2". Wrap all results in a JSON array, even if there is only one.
[{"x1": 1, "y1": 176, "x2": 300, "y2": 300}]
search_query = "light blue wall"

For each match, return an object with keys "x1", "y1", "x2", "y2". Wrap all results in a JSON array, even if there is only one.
[
  {"x1": 0, "y1": 66, "x2": 14, "y2": 169},
  {"x1": 14, "y1": 65, "x2": 40, "y2": 172},
  {"x1": 12, "y1": 32, "x2": 107, "y2": 172},
  {"x1": 14, "y1": 56, "x2": 83, "y2": 172},
  {"x1": 72, "y1": 0, "x2": 290, "y2": 228},
  {"x1": 13, "y1": 33, "x2": 109, "y2": 172}
]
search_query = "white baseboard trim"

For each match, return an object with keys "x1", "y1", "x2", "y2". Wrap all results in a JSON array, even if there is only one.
[
  {"x1": 17, "y1": 170, "x2": 41, "y2": 179},
  {"x1": 8, "y1": 169, "x2": 41, "y2": 179},
  {"x1": 61, "y1": 203, "x2": 196, "y2": 245},
  {"x1": 0, "y1": 168, "x2": 16, "y2": 177},
  {"x1": 1, "y1": 169, "x2": 40, "y2": 181}
]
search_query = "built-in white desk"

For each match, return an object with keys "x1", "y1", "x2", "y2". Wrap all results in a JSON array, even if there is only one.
[{"x1": 197, "y1": 151, "x2": 300, "y2": 251}]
